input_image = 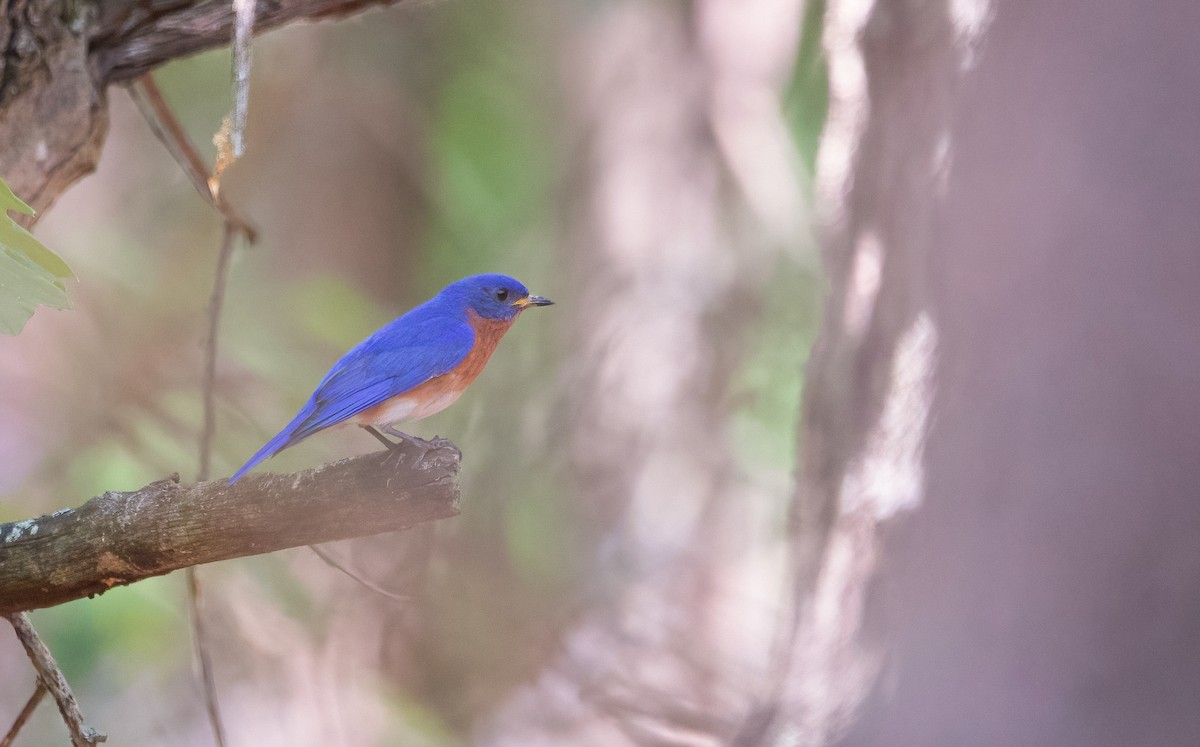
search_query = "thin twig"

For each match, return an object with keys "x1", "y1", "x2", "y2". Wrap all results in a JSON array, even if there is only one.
[
  {"x1": 125, "y1": 75, "x2": 257, "y2": 241},
  {"x1": 4, "y1": 614, "x2": 105, "y2": 747},
  {"x1": 187, "y1": 214, "x2": 240, "y2": 747},
  {"x1": 1, "y1": 682, "x2": 46, "y2": 747},
  {"x1": 199, "y1": 223, "x2": 238, "y2": 481},
  {"x1": 185, "y1": 568, "x2": 227, "y2": 747},
  {"x1": 308, "y1": 545, "x2": 413, "y2": 605}
]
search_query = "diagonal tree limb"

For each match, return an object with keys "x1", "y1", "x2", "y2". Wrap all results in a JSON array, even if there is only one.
[
  {"x1": 0, "y1": 443, "x2": 462, "y2": 616},
  {"x1": 125, "y1": 77, "x2": 257, "y2": 241},
  {"x1": 4, "y1": 614, "x2": 106, "y2": 746}
]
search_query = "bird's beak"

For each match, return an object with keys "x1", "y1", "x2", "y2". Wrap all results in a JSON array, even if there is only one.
[{"x1": 515, "y1": 295, "x2": 554, "y2": 309}]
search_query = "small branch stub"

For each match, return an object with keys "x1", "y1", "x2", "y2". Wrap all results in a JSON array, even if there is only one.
[{"x1": 0, "y1": 443, "x2": 461, "y2": 614}]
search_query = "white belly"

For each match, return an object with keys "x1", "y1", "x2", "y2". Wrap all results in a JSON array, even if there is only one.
[{"x1": 362, "y1": 388, "x2": 465, "y2": 426}]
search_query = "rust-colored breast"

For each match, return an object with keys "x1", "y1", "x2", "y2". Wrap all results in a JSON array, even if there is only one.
[
  {"x1": 446, "y1": 311, "x2": 516, "y2": 387},
  {"x1": 354, "y1": 311, "x2": 515, "y2": 426}
]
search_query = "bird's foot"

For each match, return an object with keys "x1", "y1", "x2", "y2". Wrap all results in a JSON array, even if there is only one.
[{"x1": 363, "y1": 426, "x2": 457, "y2": 463}]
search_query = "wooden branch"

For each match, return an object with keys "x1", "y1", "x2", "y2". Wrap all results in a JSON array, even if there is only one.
[
  {"x1": 0, "y1": 442, "x2": 461, "y2": 614},
  {"x1": 92, "y1": 0, "x2": 414, "y2": 83}
]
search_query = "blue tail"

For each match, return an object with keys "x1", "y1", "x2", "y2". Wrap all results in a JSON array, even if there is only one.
[{"x1": 228, "y1": 399, "x2": 321, "y2": 484}]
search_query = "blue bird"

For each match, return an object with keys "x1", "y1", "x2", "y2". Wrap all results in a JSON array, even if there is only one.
[{"x1": 229, "y1": 274, "x2": 553, "y2": 483}]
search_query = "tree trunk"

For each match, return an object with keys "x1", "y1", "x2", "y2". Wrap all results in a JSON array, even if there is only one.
[{"x1": 775, "y1": 1, "x2": 1200, "y2": 745}]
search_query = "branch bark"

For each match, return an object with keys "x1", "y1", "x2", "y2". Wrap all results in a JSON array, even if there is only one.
[
  {"x1": 91, "y1": 0, "x2": 410, "y2": 83},
  {"x1": 0, "y1": 442, "x2": 461, "y2": 615}
]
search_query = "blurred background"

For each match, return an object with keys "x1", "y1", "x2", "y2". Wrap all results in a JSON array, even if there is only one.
[{"x1": 0, "y1": 0, "x2": 824, "y2": 744}]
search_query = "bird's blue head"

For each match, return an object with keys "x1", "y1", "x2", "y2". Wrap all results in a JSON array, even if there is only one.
[{"x1": 438, "y1": 274, "x2": 554, "y2": 321}]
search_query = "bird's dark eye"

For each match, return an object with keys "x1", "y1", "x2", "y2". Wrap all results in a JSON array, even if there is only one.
[{"x1": 495, "y1": 288, "x2": 509, "y2": 302}]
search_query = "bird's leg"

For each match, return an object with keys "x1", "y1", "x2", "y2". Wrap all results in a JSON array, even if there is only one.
[
  {"x1": 363, "y1": 425, "x2": 450, "y2": 460},
  {"x1": 381, "y1": 425, "x2": 434, "y2": 451},
  {"x1": 362, "y1": 425, "x2": 402, "y2": 451}
]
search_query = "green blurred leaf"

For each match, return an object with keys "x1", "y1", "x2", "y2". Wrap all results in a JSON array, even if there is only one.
[{"x1": 0, "y1": 176, "x2": 72, "y2": 334}]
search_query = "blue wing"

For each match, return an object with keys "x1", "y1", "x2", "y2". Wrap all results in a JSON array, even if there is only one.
[{"x1": 229, "y1": 311, "x2": 474, "y2": 483}]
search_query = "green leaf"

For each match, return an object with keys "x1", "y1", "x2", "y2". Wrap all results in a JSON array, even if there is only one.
[
  {"x1": 0, "y1": 176, "x2": 72, "y2": 334},
  {"x1": 0, "y1": 177, "x2": 33, "y2": 214}
]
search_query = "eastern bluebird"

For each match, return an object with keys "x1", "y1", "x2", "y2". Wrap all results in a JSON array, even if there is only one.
[{"x1": 229, "y1": 274, "x2": 553, "y2": 483}]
